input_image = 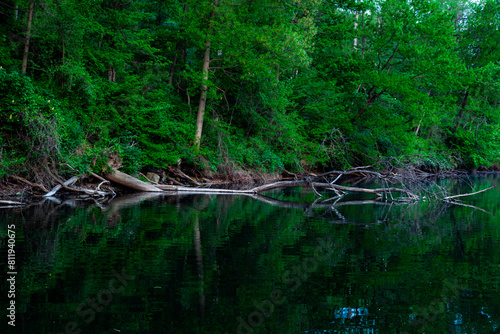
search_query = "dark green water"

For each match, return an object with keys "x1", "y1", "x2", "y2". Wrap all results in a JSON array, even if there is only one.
[{"x1": 2, "y1": 175, "x2": 500, "y2": 333}]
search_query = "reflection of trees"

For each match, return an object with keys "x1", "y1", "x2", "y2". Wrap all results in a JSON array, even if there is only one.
[{"x1": 4, "y1": 180, "x2": 500, "y2": 333}]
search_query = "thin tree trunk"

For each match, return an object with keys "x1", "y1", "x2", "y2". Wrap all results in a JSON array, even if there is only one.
[
  {"x1": 194, "y1": 1, "x2": 217, "y2": 149},
  {"x1": 195, "y1": 40, "x2": 212, "y2": 149},
  {"x1": 168, "y1": 55, "x2": 177, "y2": 85},
  {"x1": 361, "y1": 12, "x2": 366, "y2": 58},
  {"x1": 22, "y1": 0, "x2": 35, "y2": 74},
  {"x1": 415, "y1": 112, "x2": 425, "y2": 135},
  {"x1": 354, "y1": 11, "x2": 359, "y2": 48}
]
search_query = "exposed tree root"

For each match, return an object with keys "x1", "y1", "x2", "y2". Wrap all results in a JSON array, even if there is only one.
[{"x1": 10, "y1": 175, "x2": 49, "y2": 193}]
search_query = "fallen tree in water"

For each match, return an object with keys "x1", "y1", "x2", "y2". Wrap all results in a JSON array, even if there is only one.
[{"x1": 2, "y1": 157, "x2": 495, "y2": 209}]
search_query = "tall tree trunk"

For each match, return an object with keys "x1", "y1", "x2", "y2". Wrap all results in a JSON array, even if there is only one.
[
  {"x1": 108, "y1": 65, "x2": 116, "y2": 82},
  {"x1": 22, "y1": 0, "x2": 35, "y2": 74},
  {"x1": 194, "y1": 1, "x2": 217, "y2": 149},
  {"x1": 361, "y1": 12, "x2": 366, "y2": 58},
  {"x1": 353, "y1": 11, "x2": 359, "y2": 48},
  {"x1": 195, "y1": 39, "x2": 211, "y2": 149},
  {"x1": 168, "y1": 55, "x2": 177, "y2": 85}
]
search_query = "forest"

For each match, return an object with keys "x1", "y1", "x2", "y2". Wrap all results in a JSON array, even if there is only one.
[{"x1": 1, "y1": 0, "x2": 500, "y2": 185}]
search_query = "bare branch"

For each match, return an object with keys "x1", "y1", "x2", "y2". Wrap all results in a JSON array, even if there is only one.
[
  {"x1": 10, "y1": 175, "x2": 49, "y2": 193},
  {"x1": 443, "y1": 185, "x2": 496, "y2": 201}
]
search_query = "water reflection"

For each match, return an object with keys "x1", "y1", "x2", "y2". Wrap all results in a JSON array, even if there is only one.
[{"x1": 1, "y1": 175, "x2": 500, "y2": 333}]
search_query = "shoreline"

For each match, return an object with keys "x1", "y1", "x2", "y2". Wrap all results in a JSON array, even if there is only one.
[{"x1": 1, "y1": 166, "x2": 498, "y2": 204}]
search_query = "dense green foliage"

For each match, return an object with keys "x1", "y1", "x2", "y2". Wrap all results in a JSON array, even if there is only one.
[{"x1": 1, "y1": 0, "x2": 500, "y2": 177}]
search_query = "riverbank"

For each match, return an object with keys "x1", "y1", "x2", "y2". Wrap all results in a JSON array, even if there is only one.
[
  {"x1": 0, "y1": 165, "x2": 284, "y2": 202},
  {"x1": 1, "y1": 159, "x2": 492, "y2": 205}
]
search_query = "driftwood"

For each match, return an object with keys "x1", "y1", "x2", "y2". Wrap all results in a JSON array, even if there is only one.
[
  {"x1": 443, "y1": 185, "x2": 496, "y2": 201},
  {"x1": 157, "y1": 180, "x2": 418, "y2": 199},
  {"x1": 59, "y1": 182, "x2": 110, "y2": 197},
  {"x1": 44, "y1": 176, "x2": 79, "y2": 197},
  {"x1": 105, "y1": 170, "x2": 162, "y2": 192},
  {"x1": 42, "y1": 174, "x2": 114, "y2": 198},
  {"x1": 3, "y1": 157, "x2": 495, "y2": 209},
  {"x1": 96, "y1": 165, "x2": 492, "y2": 205},
  {"x1": 0, "y1": 200, "x2": 24, "y2": 206}
]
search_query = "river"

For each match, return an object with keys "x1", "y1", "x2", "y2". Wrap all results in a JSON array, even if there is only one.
[{"x1": 1, "y1": 174, "x2": 500, "y2": 333}]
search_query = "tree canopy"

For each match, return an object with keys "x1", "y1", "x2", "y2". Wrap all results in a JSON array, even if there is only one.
[{"x1": 1, "y1": 0, "x2": 500, "y2": 179}]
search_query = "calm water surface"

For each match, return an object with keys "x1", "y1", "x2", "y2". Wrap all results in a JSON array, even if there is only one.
[{"x1": 2, "y1": 174, "x2": 500, "y2": 333}]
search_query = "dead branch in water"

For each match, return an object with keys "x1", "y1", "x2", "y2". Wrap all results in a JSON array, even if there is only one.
[
  {"x1": 443, "y1": 185, "x2": 496, "y2": 201},
  {"x1": 156, "y1": 179, "x2": 419, "y2": 200},
  {"x1": 44, "y1": 176, "x2": 79, "y2": 197},
  {"x1": 44, "y1": 174, "x2": 113, "y2": 198},
  {"x1": 2, "y1": 154, "x2": 493, "y2": 209},
  {"x1": 0, "y1": 200, "x2": 25, "y2": 206}
]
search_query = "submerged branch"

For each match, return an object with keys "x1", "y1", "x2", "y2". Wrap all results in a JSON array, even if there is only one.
[{"x1": 443, "y1": 185, "x2": 496, "y2": 201}]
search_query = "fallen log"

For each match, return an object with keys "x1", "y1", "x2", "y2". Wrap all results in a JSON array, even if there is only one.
[
  {"x1": 4, "y1": 159, "x2": 491, "y2": 206},
  {"x1": 59, "y1": 183, "x2": 110, "y2": 197},
  {"x1": 44, "y1": 176, "x2": 79, "y2": 197},
  {"x1": 156, "y1": 180, "x2": 419, "y2": 199},
  {"x1": 105, "y1": 170, "x2": 162, "y2": 192},
  {"x1": 0, "y1": 200, "x2": 24, "y2": 206},
  {"x1": 250, "y1": 180, "x2": 311, "y2": 193}
]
